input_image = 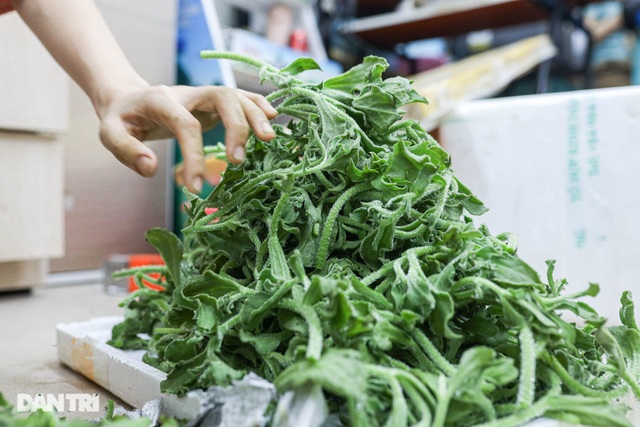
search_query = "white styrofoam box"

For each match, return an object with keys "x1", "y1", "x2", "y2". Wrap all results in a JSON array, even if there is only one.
[
  {"x1": 56, "y1": 316, "x2": 202, "y2": 420},
  {"x1": 439, "y1": 86, "x2": 640, "y2": 323},
  {"x1": 0, "y1": 132, "x2": 64, "y2": 262},
  {"x1": 58, "y1": 317, "x2": 276, "y2": 426},
  {"x1": 58, "y1": 317, "x2": 640, "y2": 426},
  {"x1": 0, "y1": 12, "x2": 69, "y2": 134}
]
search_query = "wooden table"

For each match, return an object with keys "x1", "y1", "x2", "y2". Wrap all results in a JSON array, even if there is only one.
[{"x1": 0, "y1": 284, "x2": 128, "y2": 420}]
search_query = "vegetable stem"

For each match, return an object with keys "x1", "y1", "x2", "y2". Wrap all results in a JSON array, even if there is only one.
[
  {"x1": 316, "y1": 182, "x2": 370, "y2": 270},
  {"x1": 516, "y1": 326, "x2": 536, "y2": 407},
  {"x1": 200, "y1": 50, "x2": 276, "y2": 72},
  {"x1": 412, "y1": 329, "x2": 456, "y2": 377}
]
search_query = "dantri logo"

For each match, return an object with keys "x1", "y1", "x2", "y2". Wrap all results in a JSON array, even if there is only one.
[{"x1": 16, "y1": 393, "x2": 100, "y2": 413}]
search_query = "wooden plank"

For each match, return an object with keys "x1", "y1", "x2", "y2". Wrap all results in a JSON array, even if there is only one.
[
  {"x1": 0, "y1": 260, "x2": 47, "y2": 290},
  {"x1": 0, "y1": 12, "x2": 69, "y2": 134},
  {"x1": 0, "y1": 133, "x2": 64, "y2": 262},
  {"x1": 405, "y1": 34, "x2": 556, "y2": 130}
]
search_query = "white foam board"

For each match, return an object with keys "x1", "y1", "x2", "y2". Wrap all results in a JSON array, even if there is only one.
[
  {"x1": 440, "y1": 86, "x2": 640, "y2": 323},
  {"x1": 58, "y1": 317, "x2": 640, "y2": 426},
  {"x1": 56, "y1": 316, "x2": 201, "y2": 420}
]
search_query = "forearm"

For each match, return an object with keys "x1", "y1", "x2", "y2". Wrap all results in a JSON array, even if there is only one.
[
  {"x1": 11, "y1": 0, "x2": 148, "y2": 117},
  {"x1": 10, "y1": 0, "x2": 276, "y2": 189}
]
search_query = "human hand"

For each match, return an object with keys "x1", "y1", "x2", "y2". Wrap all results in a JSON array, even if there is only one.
[
  {"x1": 97, "y1": 85, "x2": 278, "y2": 192},
  {"x1": 11, "y1": 0, "x2": 277, "y2": 192}
]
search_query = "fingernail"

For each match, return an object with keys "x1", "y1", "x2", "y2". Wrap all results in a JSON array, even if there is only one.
[
  {"x1": 262, "y1": 122, "x2": 274, "y2": 135},
  {"x1": 233, "y1": 146, "x2": 245, "y2": 162},
  {"x1": 135, "y1": 155, "x2": 154, "y2": 177},
  {"x1": 191, "y1": 176, "x2": 203, "y2": 193}
]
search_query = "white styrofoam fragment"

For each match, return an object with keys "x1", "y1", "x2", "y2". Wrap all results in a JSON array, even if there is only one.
[{"x1": 56, "y1": 316, "x2": 201, "y2": 420}]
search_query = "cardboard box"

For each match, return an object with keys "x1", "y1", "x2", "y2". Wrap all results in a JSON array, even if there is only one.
[{"x1": 439, "y1": 86, "x2": 640, "y2": 323}]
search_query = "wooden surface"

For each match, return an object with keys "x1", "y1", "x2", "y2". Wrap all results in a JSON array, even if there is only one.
[
  {"x1": 0, "y1": 284, "x2": 128, "y2": 420},
  {"x1": 0, "y1": 133, "x2": 64, "y2": 263},
  {"x1": 0, "y1": 12, "x2": 68, "y2": 134},
  {"x1": 0, "y1": 260, "x2": 47, "y2": 290},
  {"x1": 344, "y1": 0, "x2": 607, "y2": 48}
]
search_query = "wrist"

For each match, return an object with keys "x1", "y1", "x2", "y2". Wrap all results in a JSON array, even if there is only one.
[{"x1": 92, "y1": 77, "x2": 150, "y2": 119}]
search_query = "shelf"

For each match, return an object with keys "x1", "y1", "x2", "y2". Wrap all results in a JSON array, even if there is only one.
[
  {"x1": 343, "y1": 0, "x2": 605, "y2": 48},
  {"x1": 343, "y1": 0, "x2": 549, "y2": 47},
  {"x1": 355, "y1": 0, "x2": 403, "y2": 17}
]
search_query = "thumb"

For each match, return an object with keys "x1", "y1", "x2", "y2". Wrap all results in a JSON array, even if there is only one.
[{"x1": 99, "y1": 118, "x2": 159, "y2": 177}]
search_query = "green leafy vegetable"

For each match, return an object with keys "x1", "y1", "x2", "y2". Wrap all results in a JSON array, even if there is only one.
[{"x1": 110, "y1": 52, "x2": 640, "y2": 427}]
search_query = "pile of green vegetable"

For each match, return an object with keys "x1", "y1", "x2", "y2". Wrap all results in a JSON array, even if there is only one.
[{"x1": 110, "y1": 53, "x2": 640, "y2": 427}]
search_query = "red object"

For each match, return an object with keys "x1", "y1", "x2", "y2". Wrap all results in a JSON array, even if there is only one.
[
  {"x1": 0, "y1": 1, "x2": 13, "y2": 15},
  {"x1": 289, "y1": 28, "x2": 308, "y2": 52},
  {"x1": 205, "y1": 207, "x2": 221, "y2": 223},
  {"x1": 127, "y1": 209, "x2": 219, "y2": 292},
  {"x1": 128, "y1": 254, "x2": 165, "y2": 292}
]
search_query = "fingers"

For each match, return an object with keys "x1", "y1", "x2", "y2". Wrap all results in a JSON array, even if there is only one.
[
  {"x1": 205, "y1": 89, "x2": 251, "y2": 163},
  {"x1": 99, "y1": 85, "x2": 205, "y2": 193},
  {"x1": 100, "y1": 85, "x2": 278, "y2": 191},
  {"x1": 100, "y1": 117, "x2": 159, "y2": 178},
  {"x1": 237, "y1": 94, "x2": 277, "y2": 141},
  {"x1": 143, "y1": 86, "x2": 205, "y2": 192},
  {"x1": 225, "y1": 93, "x2": 277, "y2": 163},
  {"x1": 125, "y1": 86, "x2": 204, "y2": 193},
  {"x1": 238, "y1": 89, "x2": 278, "y2": 119},
  {"x1": 186, "y1": 87, "x2": 277, "y2": 164}
]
